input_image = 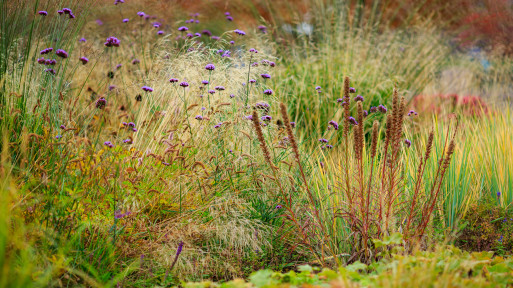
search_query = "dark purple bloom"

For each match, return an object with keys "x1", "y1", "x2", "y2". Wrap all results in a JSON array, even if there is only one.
[
  {"x1": 56, "y1": 135, "x2": 62, "y2": 139},
  {"x1": 263, "y1": 89, "x2": 273, "y2": 95},
  {"x1": 326, "y1": 144, "x2": 334, "y2": 149},
  {"x1": 69, "y1": 13, "x2": 75, "y2": 19},
  {"x1": 258, "y1": 25, "x2": 267, "y2": 33},
  {"x1": 230, "y1": 94, "x2": 235, "y2": 98},
  {"x1": 195, "y1": 115, "x2": 203, "y2": 120},
  {"x1": 201, "y1": 30, "x2": 212, "y2": 36},
  {"x1": 349, "y1": 87, "x2": 356, "y2": 93},
  {"x1": 132, "y1": 59, "x2": 140, "y2": 64},
  {"x1": 249, "y1": 79, "x2": 256, "y2": 84},
  {"x1": 276, "y1": 205, "x2": 282, "y2": 209},
  {"x1": 178, "y1": 26, "x2": 188, "y2": 32},
  {"x1": 214, "y1": 123, "x2": 222, "y2": 129},
  {"x1": 215, "y1": 86, "x2": 225, "y2": 91},
  {"x1": 104, "y1": 36, "x2": 120, "y2": 47},
  {"x1": 348, "y1": 117, "x2": 358, "y2": 125},
  {"x1": 45, "y1": 59, "x2": 56, "y2": 65},
  {"x1": 315, "y1": 86, "x2": 321, "y2": 90},
  {"x1": 226, "y1": 16, "x2": 233, "y2": 21},
  {"x1": 142, "y1": 86, "x2": 153, "y2": 92},
  {"x1": 109, "y1": 85, "x2": 116, "y2": 91},
  {"x1": 194, "y1": 32, "x2": 201, "y2": 37},
  {"x1": 337, "y1": 98, "x2": 344, "y2": 103},
  {"x1": 128, "y1": 122, "x2": 135, "y2": 128},
  {"x1": 377, "y1": 104, "x2": 387, "y2": 113},
  {"x1": 249, "y1": 48, "x2": 257, "y2": 53},
  {"x1": 354, "y1": 95, "x2": 364, "y2": 102},
  {"x1": 104, "y1": 141, "x2": 114, "y2": 148},
  {"x1": 370, "y1": 106, "x2": 378, "y2": 113},
  {"x1": 245, "y1": 115, "x2": 253, "y2": 120},
  {"x1": 180, "y1": 82, "x2": 189, "y2": 87},
  {"x1": 37, "y1": 58, "x2": 46, "y2": 64},
  {"x1": 96, "y1": 97, "x2": 107, "y2": 109},
  {"x1": 137, "y1": 11, "x2": 145, "y2": 17},
  {"x1": 55, "y1": 49, "x2": 68, "y2": 58},
  {"x1": 79, "y1": 38, "x2": 86, "y2": 42},
  {"x1": 208, "y1": 90, "x2": 215, "y2": 94},
  {"x1": 57, "y1": 10, "x2": 63, "y2": 15},
  {"x1": 60, "y1": 125, "x2": 66, "y2": 130},
  {"x1": 79, "y1": 57, "x2": 89, "y2": 64},
  {"x1": 186, "y1": 33, "x2": 193, "y2": 38},
  {"x1": 234, "y1": 29, "x2": 246, "y2": 36},
  {"x1": 319, "y1": 138, "x2": 328, "y2": 143},
  {"x1": 407, "y1": 110, "x2": 418, "y2": 116},
  {"x1": 290, "y1": 122, "x2": 296, "y2": 128},
  {"x1": 62, "y1": 8, "x2": 72, "y2": 14},
  {"x1": 230, "y1": 41, "x2": 235, "y2": 45},
  {"x1": 328, "y1": 120, "x2": 339, "y2": 130},
  {"x1": 497, "y1": 191, "x2": 501, "y2": 197},
  {"x1": 260, "y1": 73, "x2": 271, "y2": 79},
  {"x1": 40, "y1": 48, "x2": 53, "y2": 55},
  {"x1": 169, "y1": 78, "x2": 179, "y2": 83},
  {"x1": 205, "y1": 64, "x2": 215, "y2": 71},
  {"x1": 225, "y1": 12, "x2": 231, "y2": 16},
  {"x1": 201, "y1": 80, "x2": 209, "y2": 85},
  {"x1": 157, "y1": 30, "x2": 164, "y2": 35},
  {"x1": 404, "y1": 139, "x2": 411, "y2": 148},
  {"x1": 115, "y1": 0, "x2": 125, "y2": 4},
  {"x1": 261, "y1": 115, "x2": 272, "y2": 122},
  {"x1": 363, "y1": 110, "x2": 368, "y2": 117},
  {"x1": 123, "y1": 18, "x2": 129, "y2": 23},
  {"x1": 38, "y1": 11, "x2": 48, "y2": 16}
]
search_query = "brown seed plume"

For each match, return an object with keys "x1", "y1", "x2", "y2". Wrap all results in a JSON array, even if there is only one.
[
  {"x1": 251, "y1": 110, "x2": 273, "y2": 168},
  {"x1": 371, "y1": 121, "x2": 379, "y2": 158}
]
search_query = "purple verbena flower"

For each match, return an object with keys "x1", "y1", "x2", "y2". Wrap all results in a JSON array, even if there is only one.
[
  {"x1": 104, "y1": 36, "x2": 120, "y2": 47},
  {"x1": 319, "y1": 138, "x2": 329, "y2": 143},
  {"x1": 201, "y1": 80, "x2": 209, "y2": 85},
  {"x1": 261, "y1": 115, "x2": 272, "y2": 122},
  {"x1": 39, "y1": 47, "x2": 52, "y2": 55},
  {"x1": 328, "y1": 120, "x2": 339, "y2": 130},
  {"x1": 249, "y1": 48, "x2": 258, "y2": 53},
  {"x1": 169, "y1": 78, "x2": 179, "y2": 83},
  {"x1": 370, "y1": 106, "x2": 378, "y2": 113},
  {"x1": 378, "y1": 104, "x2": 387, "y2": 113},
  {"x1": 79, "y1": 57, "x2": 89, "y2": 64},
  {"x1": 404, "y1": 139, "x2": 411, "y2": 148},
  {"x1": 38, "y1": 11, "x2": 48, "y2": 16},
  {"x1": 354, "y1": 95, "x2": 364, "y2": 102},
  {"x1": 95, "y1": 97, "x2": 107, "y2": 109},
  {"x1": 249, "y1": 79, "x2": 256, "y2": 83},
  {"x1": 79, "y1": 38, "x2": 86, "y2": 42},
  {"x1": 142, "y1": 86, "x2": 153, "y2": 92},
  {"x1": 62, "y1": 8, "x2": 72, "y2": 14},
  {"x1": 215, "y1": 86, "x2": 225, "y2": 91},
  {"x1": 195, "y1": 115, "x2": 203, "y2": 120},
  {"x1": 348, "y1": 117, "x2": 358, "y2": 125},
  {"x1": 263, "y1": 89, "x2": 273, "y2": 95},
  {"x1": 55, "y1": 49, "x2": 68, "y2": 58},
  {"x1": 234, "y1": 29, "x2": 246, "y2": 36},
  {"x1": 205, "y1": 64, "x2": 215, "y2": 71},
  {"x1": 37, "y1": 58, "x2": 46, "y2": 64},
  {"x1": 180, "y1": 82, "x2": 189, "y2": 87},
  {"x1": 226, "y1": 16, "x2": 233, "y2": 21},
  {"x1": 123, "y1": 18, "x2": 129, "y2": 23},
  {"x1": 132, "y1": 59, "x2": 140, "y2": 64},
  {"x1": 178, "y1": 26, "x2": 188, "y2": 32},
  {"x1": 260, "y1": 73, "x2": 271, "y2": 79},
  {"x1": 44, "y1": 68, "x2": 56, "y2": 75},
  {"x1": 137, "y1": 12, "x2": 145, "y2": 17},
  {"x1": 208, "y1": 90, "x2": 215, "y2": 94},
  {"x1": 349, "y1": 87, "x2": 356, "y2": 93}
]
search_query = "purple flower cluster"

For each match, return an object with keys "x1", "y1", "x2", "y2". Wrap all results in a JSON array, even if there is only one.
[
  {"x1": 195, "y1": 115, "x2": 203, "y2": 120},
  {"x1": 263, "y1": 89, "x2": 273, "y2": 95},
  {"x1": 40, "y1": 48, "x2": 53, "y2": 55},
  {"x1": 261, "y1": 115, "x2": 272, "y2": 122},
  {"x1": 234, "y1": 29, "x2": 246, "y2": 36},
  {"x1": 178, "y1": 26, "x2": 189, "y2": 32},
  {"x1": 348, "y1": 117, "x2": 358, "y2": 125},
  {"x1": 55, "y1": 49, "x2": 68, "y2": 58},
  {"x1": 180, "y1": 82, "x2": 189, "y2": 87},
  {"x1": 260, "y1": 73, "x2": 271, "y2": 79},
  {"x1": 104, "y1": 141, "x2": 114, "y2": 148},
  {"x1": 328, "y1": 120, "x2": 339, "y2": 130},
  {"x1": 205, "y1": 64, "x2": 215, "y2": 71},
  {"x1": 142, "y1": 86, "x2": 153, "y2": 92},
  {"x1": 377, "y1": 104, "x2": 387, "y2": 113},
  {"x1": 407, "y1": 110, "x2": 418, "y2": 116},
  {"x1": 104, "y1": 37, "x2": 120, "y2": 47},
  {"x1": 319, "y1": 138, "x2": 329, "y2": 143},
  {"x1": 354, "y1": 95, "x2": 364, "y2": 102},
  {"x1": 404, "y1": 139, "x2": 412, "y2": 148},
  {"x1": 169, "y1": 78, "x2": 179, "y2": 83},
  {"x1": 96, "y1": 97, "x2": 107, "y2": 109},
  {"x1": 79, "y1": 57, "x2": 89, "y2": 64},
  {"x1": 215, "y1": 86, "x2": 225, "y2": 91},
  {"x1": 38, "y1": 11, "x2": 48, "y2": 16}
]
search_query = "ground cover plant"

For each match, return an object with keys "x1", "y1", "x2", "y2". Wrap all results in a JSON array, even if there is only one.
[{"x1": 1, "y1": 0, "x2": 512, "y2": 287}]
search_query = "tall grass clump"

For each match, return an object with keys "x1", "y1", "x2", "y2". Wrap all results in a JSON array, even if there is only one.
[{"x1": 284, "y1": 77, "x2": 459, "y2": 265}]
